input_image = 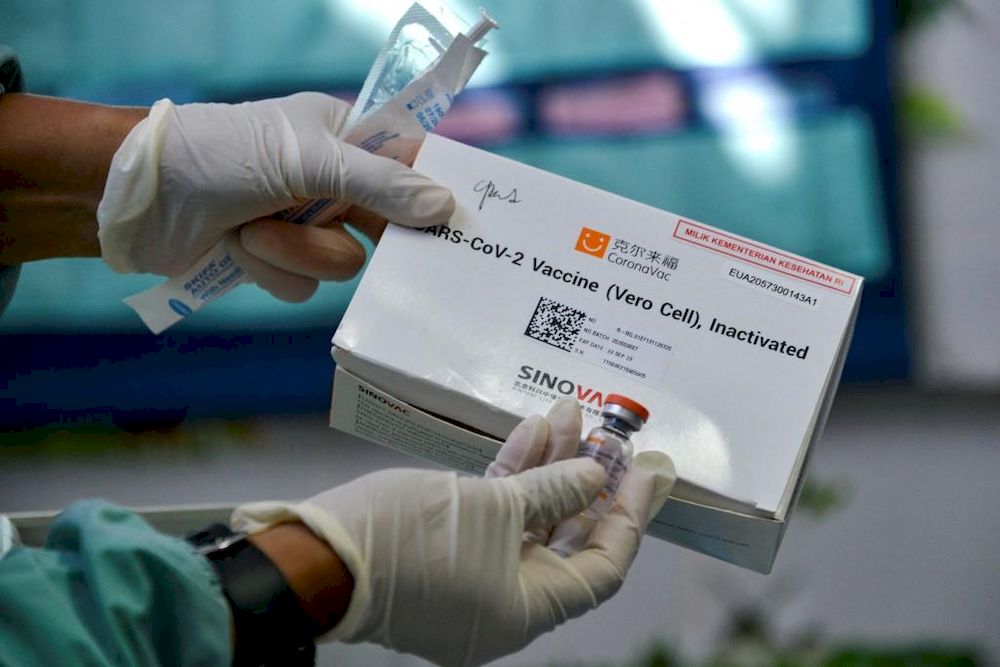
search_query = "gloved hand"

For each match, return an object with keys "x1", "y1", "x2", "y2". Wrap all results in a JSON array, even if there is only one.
[
  {"x1": 233, "y1": 400, "x2": 676, "y2": 666},
  {"x1": 96, "y1": 92, "x2": 454, "y2": 302}
]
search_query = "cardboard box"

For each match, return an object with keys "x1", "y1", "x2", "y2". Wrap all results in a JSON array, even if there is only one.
[{"x1": 330, "y1": 134, "x2": 862, "y2": 573}]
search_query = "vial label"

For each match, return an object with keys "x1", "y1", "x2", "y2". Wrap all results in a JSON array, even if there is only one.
[{"x1": 578, "y1": 439, "x2": 629, "y2": 519}]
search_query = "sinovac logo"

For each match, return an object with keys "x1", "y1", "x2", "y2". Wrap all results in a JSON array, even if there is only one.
[{"x1": 517, "y1": 365, "x2": 607, "y2": 406}]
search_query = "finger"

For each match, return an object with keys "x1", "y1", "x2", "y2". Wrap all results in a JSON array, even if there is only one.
[
  {"x1": 272, "y1": 91, "x2": 354, "y2": 135},
  {"x1": 507, "y1": 458, "x2": 605, "y2": 531},
  {"x1": 485, "y1": 415, "x2": 547, "y2": 479},
  {"x1": 225, "y1": 230, "x2": 319, "y2": 302},
  {"x1": 632, "y1": 451, "x2": 676, "y2": 519},
  {"x1": 565, "y1": 452, "x2": 675, "y2": 603},
  {"x1": 337, "y1": 143, "x2": 455, "y2": 228},
  {"x1": 518, "y1": 542, "x2": 601, "y2": 624},
  {"x1": 485, "y1": 400, "x2": 583, "y2": 481},
  {"x1": 541, "y1": 399, "x2": 583, "y2": 464},
  {"x1": 529, "y1": 400, "x2": 584, "y2": 545},
  {"x1": 595, "y1": 452, "x2": 675, "y2": 542},
  {"x1": 487, "y1": 411, "x2": 571, "y2": 545},
  {"x1": 316, "y1": 93, "x2": 353, "y2": 135},
  {"x1": 240, "y1": 219, "x2": 367, "y2": 281},
  {"x1": 338, "y1": 205, "x2": 388, "y2": 245},
  {"x1": 537, "y1": 400, "x2": 587, "y2": 544}
]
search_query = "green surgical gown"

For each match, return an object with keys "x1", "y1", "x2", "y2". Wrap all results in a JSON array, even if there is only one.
[{"x1": 0, "y1": 500, "x2": 232, "y2": 665}]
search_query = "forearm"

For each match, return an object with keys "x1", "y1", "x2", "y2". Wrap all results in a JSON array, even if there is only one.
[
  {"x1": 248, "y1": 522, "x2": 354, "y2": 635},
  {"x1": 0, "y1": 93, "x2": 147, "y2": 263}
]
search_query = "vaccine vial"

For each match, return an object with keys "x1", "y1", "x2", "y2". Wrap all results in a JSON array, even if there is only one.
[
  {"x1": 578, "y1": 395, "x2": 648, "y2": 518},
  {"x1": 550, "y1": 395, "x2": 649, "y2": 557}
]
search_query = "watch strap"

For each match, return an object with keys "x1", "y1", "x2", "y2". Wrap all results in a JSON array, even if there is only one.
[{"x1": 187, "y1": 524, "x2": 318, "y2": 667}]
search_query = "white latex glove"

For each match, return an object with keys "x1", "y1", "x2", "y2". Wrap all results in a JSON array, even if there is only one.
[
  {"x1": 234, "y1": 400, "x2": 676, "y2": 666},
  {"x1": 97, "y1": 92, "x2": 454, "y2": 302}
]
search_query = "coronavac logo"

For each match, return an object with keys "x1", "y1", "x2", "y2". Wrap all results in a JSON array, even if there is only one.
[
  {"x1": 574, "y1": 227, "x2": 611, "y2": 258},
  {"x1": 574, "y1": 225, "x2": 679, "y2": 282}
]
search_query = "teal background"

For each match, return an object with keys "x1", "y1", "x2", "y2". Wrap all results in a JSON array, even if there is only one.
[{"x1": 1, "y1": 1, "x2": 906, "y2": 427}]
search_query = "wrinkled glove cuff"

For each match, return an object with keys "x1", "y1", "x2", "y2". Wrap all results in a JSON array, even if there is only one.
[{"x1": 97, "y1": 98, "x2": 175, "y2": 274}]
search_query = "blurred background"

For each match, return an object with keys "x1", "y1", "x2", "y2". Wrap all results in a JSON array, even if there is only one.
[{"x1": 1, "y1": 1, "x2": 997, "y2": 665}]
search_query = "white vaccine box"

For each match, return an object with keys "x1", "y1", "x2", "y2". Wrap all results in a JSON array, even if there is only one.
[{"x1": 330, "y1": 134, "x2": 863, "y2": 573}]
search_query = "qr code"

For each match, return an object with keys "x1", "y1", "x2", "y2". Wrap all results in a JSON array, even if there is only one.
[{"x1": 525, "y1": 297, "x2": 587, "y2": 352}]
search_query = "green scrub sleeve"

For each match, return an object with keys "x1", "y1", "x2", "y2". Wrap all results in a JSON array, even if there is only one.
[
  {"x1": 0, "y1": 45, "x2": 24, "y2": 316},
  {"x1": 0, "y1": 500, "x2": 233, "y2": 666}
]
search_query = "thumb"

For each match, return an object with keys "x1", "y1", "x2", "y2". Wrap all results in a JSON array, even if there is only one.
[
  {"x1": 631, "y1": 451, "x2": 677, "y2": 521},
  {"x1": 334, "y1": 143, "x2": 455, "y2": 228},
  {"x1": 506, "y1": 458, "x2": 606, "y2": 532},
  {"x1": 565, "y1": 451, "x2": 676, "y2": 603}
]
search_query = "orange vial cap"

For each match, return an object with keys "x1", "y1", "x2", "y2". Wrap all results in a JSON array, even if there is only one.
[{"x1": 604, "y1": 394, "x2": 649, "y2": 422}]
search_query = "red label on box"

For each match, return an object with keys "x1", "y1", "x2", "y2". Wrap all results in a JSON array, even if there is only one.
[{"x1": 673, "y1": 220, "x2": 856, "y2": 295}]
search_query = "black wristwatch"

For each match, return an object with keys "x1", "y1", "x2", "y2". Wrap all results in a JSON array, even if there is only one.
[{"x1": 186, "y1": 524, "x2": 319, "y2": 667}]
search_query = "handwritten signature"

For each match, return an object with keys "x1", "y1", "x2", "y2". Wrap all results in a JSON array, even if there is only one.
[{"x1": 474, "y1": 179, "x2": 522, "y2": 211}]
